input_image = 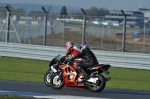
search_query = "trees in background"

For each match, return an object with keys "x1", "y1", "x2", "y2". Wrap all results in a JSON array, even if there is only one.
[
  {"x1": 59, "y1": 6, "x2": 110, "y2": 21},
  {"x1": 86, "y1": 6, "x2": 110, "y2": 17},
  {"x1": 69, "y1": 6, "x2": 110, "y2": 21},
  {"x1": 60, "y1": 6, "x2": 68, "y2": 18},
  {"x1": 0, "y1": 4, "x2": 110, "y2": 21}
]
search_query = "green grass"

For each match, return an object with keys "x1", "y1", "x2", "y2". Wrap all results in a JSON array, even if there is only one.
[
  {"x1": 0, "y1": 94, "x2": 45, "y2": 99},
  {"x1": 0, "y1": 57, "x2": 49, "y2": 83},
  {"x1": 105, "y1": 67, "x2": 150, "y2": 91},
  {"x1": 0, "y1": 94, "x2": 50, "y2": 99},
  {"x1": 0, "y1": 57, "x2": 150, "y2": 92}
]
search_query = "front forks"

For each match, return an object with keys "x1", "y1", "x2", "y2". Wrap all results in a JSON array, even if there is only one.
[{"x1": 56, "y1": 70, "x2": 63, "y2": 81}]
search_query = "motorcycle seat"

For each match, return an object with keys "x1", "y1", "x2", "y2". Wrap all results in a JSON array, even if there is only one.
[{"x1": 87, "y1": 64, "x2": 110, "y2": 70}]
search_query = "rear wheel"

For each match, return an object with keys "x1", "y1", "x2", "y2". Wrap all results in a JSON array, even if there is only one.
[
  {"x1": 87, "y1": 74, "x2": 106, "y2": 92},
  {"x1": 44, "y1": 70, "x2": 53, "y2": 87},
  {"x1": 50, "y1": 73, "x2": 64, "y2": 89}
]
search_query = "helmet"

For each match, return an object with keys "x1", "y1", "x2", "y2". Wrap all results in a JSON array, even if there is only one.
[
  {"x1": 80, "y1": 42, "x2": 89, "y2": 51},
  {"x1": 66, "y1": 41, "x2": 74, "y2": 50}
]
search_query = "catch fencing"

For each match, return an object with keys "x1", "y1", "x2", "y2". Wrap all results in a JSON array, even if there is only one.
[
  {"x1": 0, "y1": 42, "x2": 150, "y2": 70},
  {"x1": 1, "y1": 8, "x2": 150, "y2": 53}
]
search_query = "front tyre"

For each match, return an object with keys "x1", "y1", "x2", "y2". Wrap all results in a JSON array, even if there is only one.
[
  {"x1": 87, "y1": 74, "x2": 106, "y2": 92},
  {"x1": 44, "y1": 70, "x2": 53, "y2": 87},
  {"x1": 50, "y1": 73, "x2": 64, "y2": 89}
]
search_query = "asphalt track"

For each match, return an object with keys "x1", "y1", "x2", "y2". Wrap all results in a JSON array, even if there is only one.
[{"x1": 0, "y1": 80, "x2": 150, "y2": 99}]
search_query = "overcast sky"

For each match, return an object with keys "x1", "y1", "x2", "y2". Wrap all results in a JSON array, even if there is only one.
[{"x1": 0, "y1": 0, "x2": 150, "y2": 11}]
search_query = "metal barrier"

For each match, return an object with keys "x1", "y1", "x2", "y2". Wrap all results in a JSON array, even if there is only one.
[{"x1": 0, "y1": 42, "x2": 150, "y2": 70}]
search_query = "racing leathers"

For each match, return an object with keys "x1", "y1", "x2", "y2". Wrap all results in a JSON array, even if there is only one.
[
  {"x1": 69, "y1": 47, "x2": 99, "y2": 80},
  {"x1": 65, "y1": 46, "x2": 80, "y2": 57}
]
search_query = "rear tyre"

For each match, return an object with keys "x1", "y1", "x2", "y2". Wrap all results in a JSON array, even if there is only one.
[
  {"x1": 87, "y1": 74, "x2": 106, "y2": 92},
  {"x1": 50, "y1": 73, "x2": 64, "y2": 89}
]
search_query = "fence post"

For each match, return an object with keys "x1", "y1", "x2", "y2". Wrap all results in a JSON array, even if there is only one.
[
  {"x1": 81, "y1": 8, "x2": 86, "y2": 43},
  {"x1": 4, "y1": 5, "x2": 11, "y2": 42},
  {"x1": 42, "y1": 7, "x2": 48, "y2": 46},
  {"x1": 101, "y1": 16, "x2": 104, "y2": 48},
  {"x1": 143, "y1": 20, "x2": 148, "y2": 52},
  {"x1": 121, "y1": 10, "x2": 127, "y2": 52}
]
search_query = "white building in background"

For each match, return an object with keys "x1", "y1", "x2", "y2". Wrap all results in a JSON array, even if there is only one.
[
  {"x1": 139, "y1": 6, "x2": 150, "y2": 21},
  {"x1": 104, "y1": 10, "x2": 145, "y2": 27}
]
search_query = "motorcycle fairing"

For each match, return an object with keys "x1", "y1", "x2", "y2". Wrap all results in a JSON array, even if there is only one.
[{"x1": 61, "y1": 64, "x2": 84, "y2": 86}]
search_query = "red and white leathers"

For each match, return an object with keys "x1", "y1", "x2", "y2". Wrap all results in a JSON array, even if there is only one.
[
  {"x1": 65, "y1": 46, "x2": 85, "y2": 62},
  {"x1": 65, "y1": 46, "x2": 80, "y2": 57}
]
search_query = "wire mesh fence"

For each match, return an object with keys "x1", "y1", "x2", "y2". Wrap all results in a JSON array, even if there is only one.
[{"x1": 0, "y1": 9, "x2": 150, "y2": 54}]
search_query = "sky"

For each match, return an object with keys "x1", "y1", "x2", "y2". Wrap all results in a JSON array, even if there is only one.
[{"x1": 0, "y1": 0, "x2": 150, "y2": 11}]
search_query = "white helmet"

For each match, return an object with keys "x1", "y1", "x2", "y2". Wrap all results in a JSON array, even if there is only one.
[{"x1": 66, "y1": 41, "x2": 74, "y2": 50}]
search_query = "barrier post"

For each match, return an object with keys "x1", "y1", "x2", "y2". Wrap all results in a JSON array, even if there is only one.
[
  {"x1": 81, "y1": 8, "x2": 86, "y2": 43},
  {"x1": 4, "y1": 5, "x2": 11, "y2": 42},
  {"x1": 121, "y1": 10, "x2": 127, "y2": 52},
  {"x1": 42, "y1": 7, "x2": 48, "y2": 46}
]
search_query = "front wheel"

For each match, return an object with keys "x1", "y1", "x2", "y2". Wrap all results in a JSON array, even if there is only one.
[
  {"x1": 87, "y1": 74, "x2": 106, "y2": 92},
  {"x1": 44, "y1": 70, "x2": 53, "y2": 87},
  {"x1": 50, "y1": 73, "x2": 64, "y2": 89}
]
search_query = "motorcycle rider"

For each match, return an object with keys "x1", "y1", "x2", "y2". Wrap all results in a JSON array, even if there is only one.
[
  {"x1": 62, "y1": 41, "x2": 85, "y2": 63},
  {"x1": 68, "y1": 42, "x2": 99, "y2": 82},
  {"x1": 59, "y1": 41, "x2": 83, "y2": 63},
  {"x1": 65, "y1": 41, "x2": 80, "y2": 57}
]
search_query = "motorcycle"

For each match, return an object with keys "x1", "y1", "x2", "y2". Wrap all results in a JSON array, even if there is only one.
[
  {"x1": 44, "y1": 54, "x2": 65, "y2": 87},
  {"x1": 44, "y1": 54, "x2": 84, "y2": 87},
  {"x1": 50, "y1": 55, "x2": 111, "y2": 92}
]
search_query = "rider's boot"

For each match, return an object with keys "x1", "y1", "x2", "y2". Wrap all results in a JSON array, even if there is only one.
[{"x1": 77, "y1": 66, "x2": 95, "y2": 83}]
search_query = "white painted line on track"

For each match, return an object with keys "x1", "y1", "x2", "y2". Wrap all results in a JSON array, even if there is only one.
[
  {"x1": 34, "y1": 95, "x2": 110, "y2": 99},
  {"x1": 0, "y1": 90, "x2": 111, "y2": 99}
]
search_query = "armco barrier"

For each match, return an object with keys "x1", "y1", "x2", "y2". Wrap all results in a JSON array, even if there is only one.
[{"x1": 0, "y1": 42, "x2": 150, "y2": 70}]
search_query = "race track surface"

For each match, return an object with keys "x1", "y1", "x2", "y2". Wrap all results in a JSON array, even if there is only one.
[{"x1": 0, "y1": 80, "x2": 150, "y2": 99}]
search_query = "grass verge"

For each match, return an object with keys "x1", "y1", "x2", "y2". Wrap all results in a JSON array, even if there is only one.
[
  {"x1": 0, "y1": 56, "x2": 150, "y2": 92},
  {"x1": 0, "y1": 94, "x2": 46, "y2": 99}
]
